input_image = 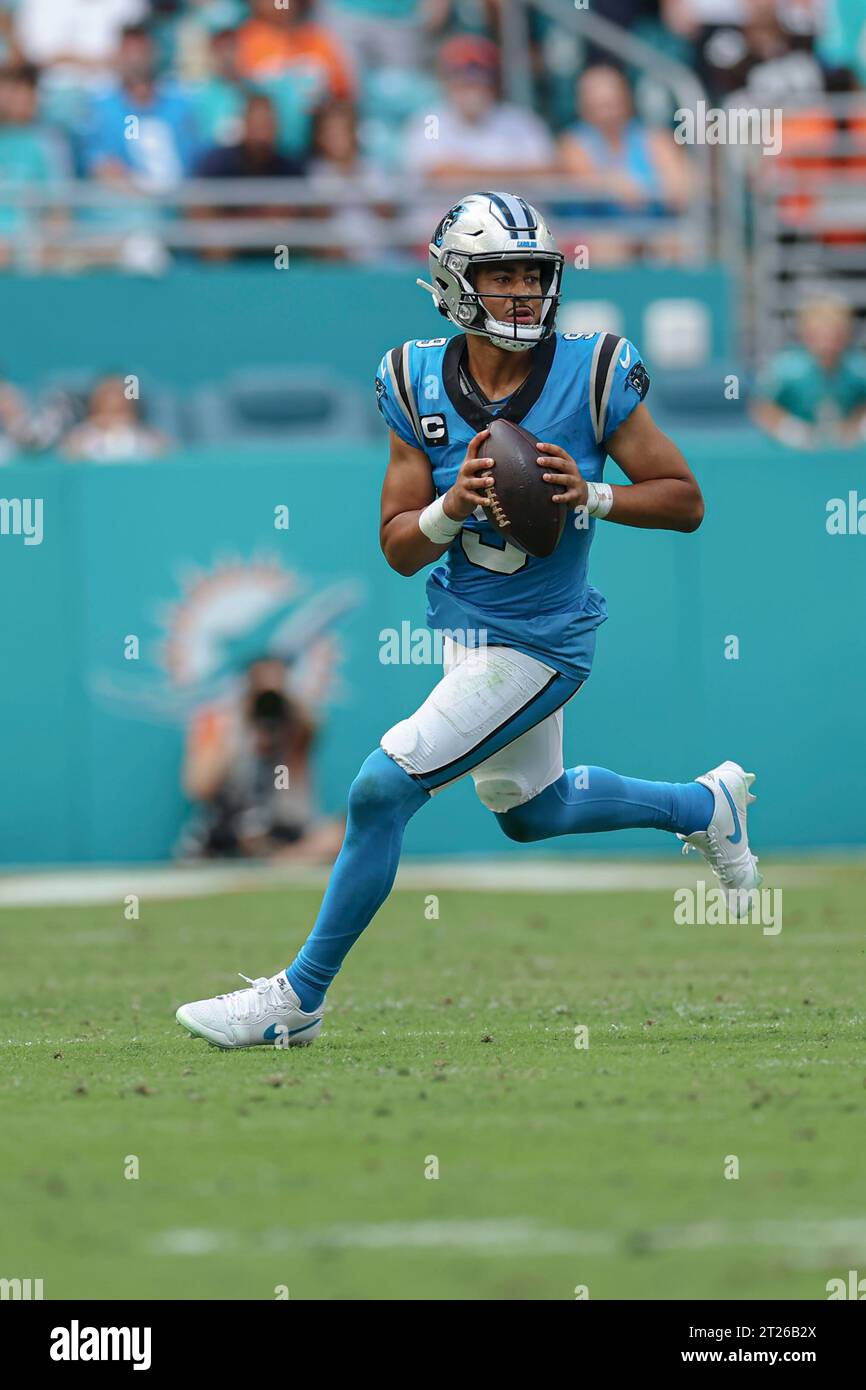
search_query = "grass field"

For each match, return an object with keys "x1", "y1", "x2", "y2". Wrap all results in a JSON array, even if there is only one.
[{"x1": 1, "y1": 862, "x2": 865, "y2": 1301}]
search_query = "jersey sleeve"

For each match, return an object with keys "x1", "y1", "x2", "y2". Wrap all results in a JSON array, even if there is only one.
[
  {"x1": 375, "y1": 344, "x2": 422, "y2": 448},
  {"x1": 591, "y1": 335, "x2": 650, "y2": 444},
  {"x1": 755, "y1": 349, "x2": 798, "y2": 406},
  {"x1": 845, "y1": 352, "x2": 866, "y2": 404}
]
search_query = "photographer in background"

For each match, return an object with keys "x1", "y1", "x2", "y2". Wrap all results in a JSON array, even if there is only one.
[{"x1": 181, "y1": 657, "x2": 344, "y2": 863}]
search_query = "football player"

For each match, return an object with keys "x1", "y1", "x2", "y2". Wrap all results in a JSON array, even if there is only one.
[{"x1": 177, "y1": 191, "x2": 760, "y2": 1049}]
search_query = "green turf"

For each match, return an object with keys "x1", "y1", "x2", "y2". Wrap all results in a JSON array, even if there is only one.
[{"x1": 1, "y1": 864, "x2": 865, "y2": 1301}]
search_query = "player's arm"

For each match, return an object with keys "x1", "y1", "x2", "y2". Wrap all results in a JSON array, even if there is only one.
[
  {"x1": 380, "y1": 426, "x2": 495, "y2": 576},
  {"x1": 537, "y1": 404, "x2": 704, "y2": 533},
  {"x1": 599, "y1": 403, "x2": 704, "y2": 531}
]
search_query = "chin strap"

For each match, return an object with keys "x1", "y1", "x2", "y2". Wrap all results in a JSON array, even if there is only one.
[{"x1": 485, "y1": 315, "x2": 545, "y2": 352}]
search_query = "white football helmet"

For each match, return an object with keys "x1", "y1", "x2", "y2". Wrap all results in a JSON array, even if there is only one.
[{"x1": 417, "y1": 191, "x2": 564, "y2": 353}]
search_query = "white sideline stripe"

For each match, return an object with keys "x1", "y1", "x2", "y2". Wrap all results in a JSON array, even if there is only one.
[
  {"x1": 0, "y1": 858, "x2": 823, "y2": 908},
  {"x1": 147, "y1": 1215, "x2": 866, "y2": 1260}
]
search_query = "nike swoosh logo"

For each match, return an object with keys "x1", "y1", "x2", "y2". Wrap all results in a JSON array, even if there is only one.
[
  {"x1": 719, "y1": 781, "x2": 742, "y2": 845},
  {"x1": 263, "y1": 1019, "x2": 319, "y2": 1042},
  {"x1": 619, "y1": 345, "x2": 631, "y2": 369}
]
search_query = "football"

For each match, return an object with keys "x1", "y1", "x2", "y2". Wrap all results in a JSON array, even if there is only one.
[{"x1": 483, "y1": 417, "x2": 566, "y2": 559}]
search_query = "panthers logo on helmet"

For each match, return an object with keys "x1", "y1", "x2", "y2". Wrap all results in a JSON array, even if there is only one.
[{"x1": 433, "y1": 203, "x2": 466, "y2": 248}]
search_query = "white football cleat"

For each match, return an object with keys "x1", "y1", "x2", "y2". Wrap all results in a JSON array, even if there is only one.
[
  {"x1": 678, "y1": 760, "x2": 762, "y2": 911},
  {"x1": 176, "y1": 971, "x2": 324, "y2": 1049}
]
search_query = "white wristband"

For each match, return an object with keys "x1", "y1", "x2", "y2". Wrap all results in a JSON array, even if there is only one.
[
  {"x1": 418, "y1": 494, "x2": 462, "y2": 545},
  {"x1": 584, "y1": 480, "x2": 614, "y2": 518}
]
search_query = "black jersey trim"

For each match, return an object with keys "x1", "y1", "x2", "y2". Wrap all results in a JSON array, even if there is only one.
[
  {"x1": 442, "y1": 333, "x2": 558, "y2": 432},
  {"x1": 387, "y1": 343, "x2": 421, "y2": 445},
  {"x1": 590, "y1": 333, "x2": 621, "y2": 444}
]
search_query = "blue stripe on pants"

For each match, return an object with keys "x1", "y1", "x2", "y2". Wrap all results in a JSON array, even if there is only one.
[{"x1": 414, "y1": 671, "x2": 583, "y2": 793}]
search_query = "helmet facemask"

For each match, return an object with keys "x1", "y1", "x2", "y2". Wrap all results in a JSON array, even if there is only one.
[
  {"x1": 463, "y1": 251, "x2": 563, "y2": 352},
  {"x1": 418, "y1": 192, "x2": 564, "y2": 353}
]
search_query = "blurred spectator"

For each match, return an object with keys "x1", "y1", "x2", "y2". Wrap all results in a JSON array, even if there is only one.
[
  {"x1": 193, "y1": 91, "x2": 306, "y2": 259},
  {"x1": 403, "y1": 35, "x2": 556, "y2": 179},
  {"x1": 0, "y1": 375, "x2": 31, "y2": 461},
  {"x1": 0, "y1": 2, "x2": 17, "y2": 65},
  {"x1": 308, "y1": 98, "x2": 386, "y2": 259},
  {"x1": 323, "y1": 0, "x2": 437, "y2": 72},
  {"x1": 174, "y1": 0, "x2": 247, "y2": 83},
  {"x1": 0, "y1": 63, "x2": 71, "y2": 261},
  {"x1": 560, "y1": 65, "x2": 691, "y2": 215},
  {"x1": 235, "y1": 0, "x2": 355, "y2": 103},
  {"x1": 81, "y1": 24, "x2": 200, "y2": 192},
  {"x1": 751, "y1": 297, "x2": 866, "y2": 447},
  {"x1": 310, "y1": 97, "x2": 368, "y2": 177},
  {"x1": 684, "y1": 0, "x2": 824, "y2": 104},
  {"x1": 13, "y1": 0, "x2": 148, "y2": 79},
  {"x1": 195, "y1": 89, "x2": 306, "y2": 179},
  {"x1": 190, "y1": 26, "x2": 246, "y2": 149},
  {"x1": 0, "y1": 366, "x2": 78, "y2": 458},
  {"x1": 190, "y1": 25, "x2": 310, "y2": 158},
  {"x1": 181, "y1": 657, "x2": 344, "y2": 863},
  {"x1": 61, "y1": 375, "x2": 170, "y2": 460},
  {"x1": 661, "y1": 0, "x2": 746, "y2": 36}
]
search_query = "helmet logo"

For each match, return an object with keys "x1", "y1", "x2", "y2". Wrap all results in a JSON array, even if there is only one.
[{"x1": 433, "y1": 202, "x2": 466, "y2": 247}]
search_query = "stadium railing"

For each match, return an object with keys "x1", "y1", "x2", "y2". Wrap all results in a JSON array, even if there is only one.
[
  {"x1": 722, "y1": 92, "x2": 866, "y2": 363},
  {"x1": 0, "y1": 172, "x2": 710, "y2": 268}
]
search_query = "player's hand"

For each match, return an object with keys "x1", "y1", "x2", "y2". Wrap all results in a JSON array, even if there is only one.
[
  {"x1": 536, "y1": 441, "x2": 589, "y2": 508},
  {"x1": 443, "y1": 428, "x2": 494, "y2": 522}
]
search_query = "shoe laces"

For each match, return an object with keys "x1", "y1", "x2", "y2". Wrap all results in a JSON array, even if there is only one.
[
  {"x1": 681, "y1": 821, "x2": 728, "y2": 877},
  {"x1": 681, "y1": 828, "x2": 756, "y2": 886},
  {"x1": 219, "y1": 973, "x2": 281, "y2": 1024}
]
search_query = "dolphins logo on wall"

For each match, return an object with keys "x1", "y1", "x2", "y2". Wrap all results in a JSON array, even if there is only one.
[{"x1": 92, "y1": 556, "x2": 362, "y2": 723}]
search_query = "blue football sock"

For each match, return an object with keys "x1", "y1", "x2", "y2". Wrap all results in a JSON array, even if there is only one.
[
  {"x1": 286, "y1": 747, "x2": 429, "y2": 1011},
  {"x1": 496, "y1": 766, "x2": 714, "y2": 843}
]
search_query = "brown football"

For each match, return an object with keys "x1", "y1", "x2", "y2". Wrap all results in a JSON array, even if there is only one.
[{"x1": 482, "y1": 418, "x2": 566, "y2": 559}]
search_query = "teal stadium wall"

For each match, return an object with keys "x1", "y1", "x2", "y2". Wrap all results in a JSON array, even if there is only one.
[{"x1": 0, "y1": 268, "x2": 863, "y2": 862}]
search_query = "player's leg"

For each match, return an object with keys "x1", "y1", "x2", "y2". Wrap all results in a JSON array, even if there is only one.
[
  {"x1": 176, "y1": 641, "x2": 581, "y2": 1048},
  {"x1": 481, "y1": 724, "x2": 760, "y2": 898},
  {"x1": 470, "y1": 703, "x2": 712, "y2": 834},
  {"x1": 492, "y1": 760, "x2": 715, "y2": 838},
  {"x1": 175, "y1": 746, "x2": 429, "y2": 1048},
  {"x1": 284, "y1": 643, "x2": 580, "y2": 1011}
]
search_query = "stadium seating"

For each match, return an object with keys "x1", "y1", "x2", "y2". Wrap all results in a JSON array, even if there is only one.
[{"x1": 185, "y1": 366, "x2": 374, "y2": 445}]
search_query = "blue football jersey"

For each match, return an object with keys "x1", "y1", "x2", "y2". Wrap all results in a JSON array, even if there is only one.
[{"x1": 375, "y1": 331, "x2": 650, "y2": 681}]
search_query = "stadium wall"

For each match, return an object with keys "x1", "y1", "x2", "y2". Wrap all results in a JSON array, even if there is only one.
[
  {"x1": 1, "y1": 264, "x2": 733, "y2": 389},
  {"x1": 2, "y1": 435, "x2": 863, "y2": 864}
]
